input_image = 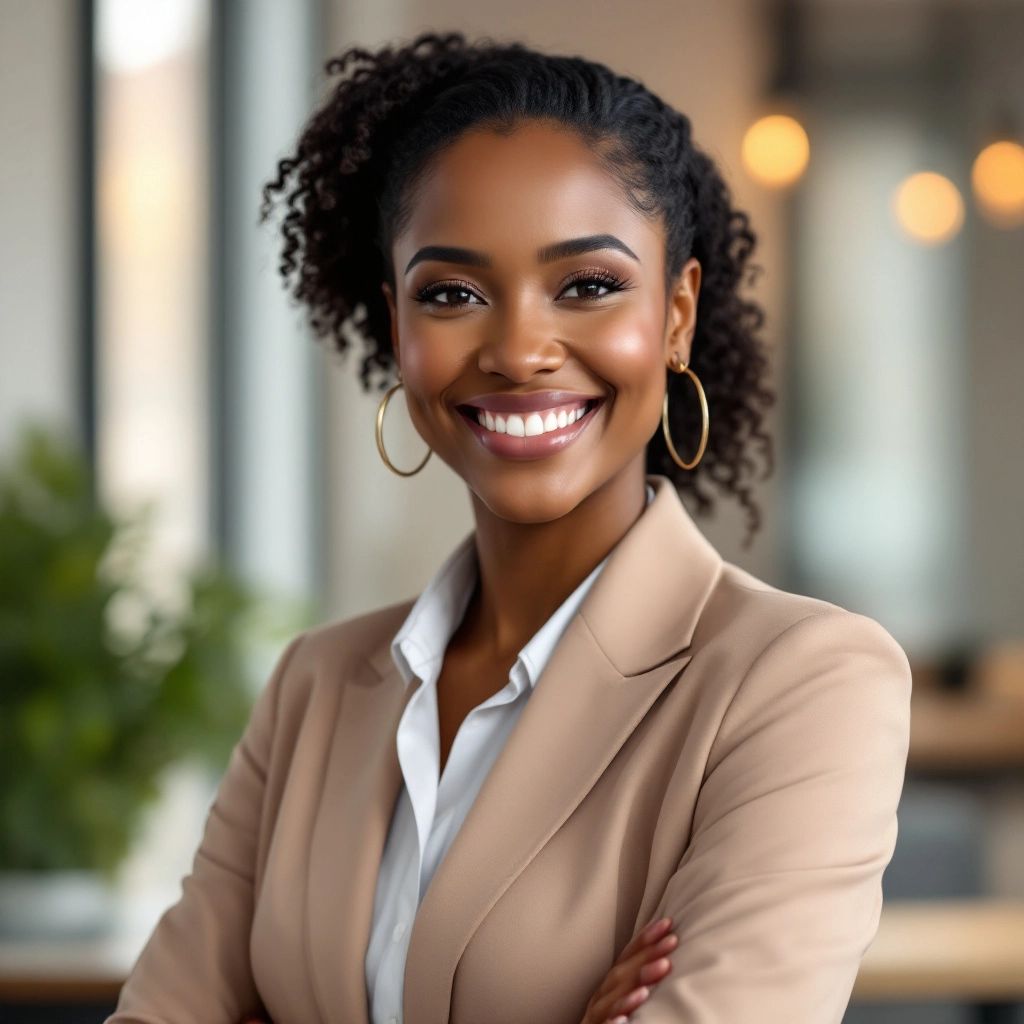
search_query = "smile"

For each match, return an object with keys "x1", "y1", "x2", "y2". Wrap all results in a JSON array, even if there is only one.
[{"x1": 456, "y1": 398, "x2": 604, "y2": 461}]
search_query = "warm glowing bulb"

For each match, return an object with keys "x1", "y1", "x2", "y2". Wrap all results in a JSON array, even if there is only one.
[
  {"x1": 741, "y1": 114, "x2": 810, "y2": 188},
  {"x1": 971, "y1": 140, "x2": 1024, "y2": 227},
  {"x1": 891, "y1": 172, "x2": 964, "y2": 245}
]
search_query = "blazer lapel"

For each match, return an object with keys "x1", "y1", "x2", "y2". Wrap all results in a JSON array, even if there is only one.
[
  {"x1": 305, "y1": 644, "x2": 413, "y2": 1024},
  {"x1": 399, "y1": 474, "x2": 724, "y2": 1024}
]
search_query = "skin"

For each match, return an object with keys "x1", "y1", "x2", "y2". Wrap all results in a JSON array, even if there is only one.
[{"x1": 377, "y1": 118, "x2": 701, "y2": 1020}]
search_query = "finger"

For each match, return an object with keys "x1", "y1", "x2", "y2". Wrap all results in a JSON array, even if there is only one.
[
  {"x1": 616, "y1": 916, "x2": 674, "y2": 961},
  {"x1": 594, "y1": 932, "x2": 677, "y2": 1009},
  {"x1": 587, "y1": 924, "x2": 677, "y2": 1021},
  {"x1": 609, "y1": 984, "x2": 651, "y2": 1016},
  {"x1": 637, "y1": 953, "x2": 674, "y2": 986},
  {"x1": 588, "y1": 959, "x2": 653, "y2": 1023},
  {"x1": 594, "y1": 972, "x2": 657, "y2": 1024},
  {"x1": 617, "y1": 931, "x2": 678, "y2": 976}
]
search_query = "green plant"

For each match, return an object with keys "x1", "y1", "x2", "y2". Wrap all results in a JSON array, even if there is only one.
[{"x1": 0, "y1": 424, "x2": 310, "y2": 881}]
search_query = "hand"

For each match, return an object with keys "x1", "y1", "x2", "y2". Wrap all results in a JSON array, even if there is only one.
[{"x1": 580, "y1": 915, "x2": 678, "y2": 1023}]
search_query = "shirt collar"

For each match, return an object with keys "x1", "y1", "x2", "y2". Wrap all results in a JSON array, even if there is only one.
[{"x1": 391, "y1": 483, "x2": 656, "y2": 693}]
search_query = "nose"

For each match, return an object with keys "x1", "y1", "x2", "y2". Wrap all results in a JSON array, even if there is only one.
[{"x1": 476, "y1": 302, "x2": 567, "y2": 382}]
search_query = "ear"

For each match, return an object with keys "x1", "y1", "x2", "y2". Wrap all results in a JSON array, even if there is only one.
[
  {"x1": 381, "y1": 281, "x2": 401, "y2": 372},
  {"x1": 662, "y1": 257, "x2": 702, "y2": 369}
]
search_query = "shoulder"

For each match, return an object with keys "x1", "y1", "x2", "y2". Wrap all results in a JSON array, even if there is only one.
[
  {"x1": 698, "y1": 558, "x2": 910, "y2": 675},
  {"x1": 296, "y1": 597, "x2": 416, "y2": 670},
  {"x1": 258, "y1": 596, "x2": 416, "y2": 715},
  {"x1": 689, "y1": 561, "x2": 914, "y2": 803},
  {"x1": 694, "y1": 560, "x2": 912, "y2": 743}
]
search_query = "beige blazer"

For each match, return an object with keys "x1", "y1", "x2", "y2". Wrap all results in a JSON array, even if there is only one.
[{"x1": 109, "y1": 473, "x2": 912, "y2": 1024}]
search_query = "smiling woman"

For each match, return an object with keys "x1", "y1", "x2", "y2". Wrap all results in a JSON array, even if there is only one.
[{"x1": 106, "y1": 30, "x2": 912, "y2": 1024}]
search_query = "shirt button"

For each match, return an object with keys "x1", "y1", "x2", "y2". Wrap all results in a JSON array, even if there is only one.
[{"x1": 392, "y1": 920, "x2": 407, "y2": 942}]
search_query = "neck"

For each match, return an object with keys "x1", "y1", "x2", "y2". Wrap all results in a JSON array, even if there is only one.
[{"x1": 459, "y1": 459, "x2": 650, "y2": 660}]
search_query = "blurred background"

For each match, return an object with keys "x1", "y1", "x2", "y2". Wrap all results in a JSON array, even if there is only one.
[{"x1": 1, "y1": 0, "x2": 1022, "y2": 1020}]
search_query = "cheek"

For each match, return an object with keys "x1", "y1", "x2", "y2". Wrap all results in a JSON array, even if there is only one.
[
  {"x1": 585, "y1": 310, "x2": 666, "y2": 408},
  {"x1": 397, "y1": 323, "x2": 465, "y2": 404}
]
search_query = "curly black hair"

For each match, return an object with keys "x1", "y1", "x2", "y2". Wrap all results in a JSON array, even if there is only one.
[{"x1": 259, "y1": 30, "x2": 776, "y2": 547}]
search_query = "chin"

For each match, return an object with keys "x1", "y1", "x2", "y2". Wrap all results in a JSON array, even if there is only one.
[{"x1": 469, "y1": 473, "x2": 588, "y2": 524}]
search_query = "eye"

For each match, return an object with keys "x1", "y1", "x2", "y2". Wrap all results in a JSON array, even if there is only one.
[
  {"x1": 413, "y1": 269, "x2": 631, "y2": 308},
  {"x1": 413, "y1": 280, "x2": 484, "y2": 308},
  {"x1": 559, "y1": 269, "x2": 630, "y2": 301}
]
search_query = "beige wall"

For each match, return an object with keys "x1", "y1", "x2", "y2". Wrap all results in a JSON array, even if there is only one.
[
  {"x1": 0, "y1": 0, "x2": 79, "y2": 453},
  {"x1": 322, "y1": 0, "x2": 789, "y2": 620}
]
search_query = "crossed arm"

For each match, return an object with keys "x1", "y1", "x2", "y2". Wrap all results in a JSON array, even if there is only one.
[
  {"x1": 108, "y1": 609, "x2": 910, "y2": 1024},
  {"x1": 626, "y1": 609, "x2": 913, "y2": 1023}
]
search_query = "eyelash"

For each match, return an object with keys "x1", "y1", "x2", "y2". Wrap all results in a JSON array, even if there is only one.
[{"x1": 413, "y1": 268, "x2": 631, "y2": 308}]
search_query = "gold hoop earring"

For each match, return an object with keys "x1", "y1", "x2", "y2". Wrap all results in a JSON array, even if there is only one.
[
  {"x1": 662, "y1": 353, "x2": 709, "y2": 470},
  {"x1": 375, "y1": 379, "x2": 432, "y2": 477}
]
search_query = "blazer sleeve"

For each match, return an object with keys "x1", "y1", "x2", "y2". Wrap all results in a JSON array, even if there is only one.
[
  {"x1": 105, "y1": 631, "x2": 307, "y2": 1024},
  {"x1": 630, "y1": 609, "x2": 912, "y2": 1024}
]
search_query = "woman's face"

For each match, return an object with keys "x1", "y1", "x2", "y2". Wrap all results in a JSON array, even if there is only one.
[{"x1": 382, "y1": 119, "x2": 700, "y2": 524}]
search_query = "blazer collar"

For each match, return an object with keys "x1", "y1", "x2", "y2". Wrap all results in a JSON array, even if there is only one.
[
  {"x1": 307, "y1": 474, "x2": 723, "y2": 1024},
  {"x1": 575, "y1": 472, "x2": 723, "y2": 676},
  {"x1": 368, "y1": 473, "x2": 723, "y2": 680}
]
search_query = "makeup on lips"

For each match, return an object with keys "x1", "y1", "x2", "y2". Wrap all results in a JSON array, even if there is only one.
[{"x1": 455, "y1": 390, "x2": 604, "y2": 460}]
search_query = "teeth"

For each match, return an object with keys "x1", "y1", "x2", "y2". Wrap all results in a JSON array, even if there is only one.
[{"x1": 474, "y1": 401, "x2": 592, "y2": 437}]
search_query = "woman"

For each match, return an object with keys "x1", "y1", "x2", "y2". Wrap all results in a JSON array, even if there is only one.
[{"x1": 108, "y1": 31, "x2": 912, "y2": 1024}]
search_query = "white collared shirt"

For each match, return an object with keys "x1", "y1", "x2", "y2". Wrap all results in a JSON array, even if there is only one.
[{"x1": 364, "y1": 484, "x2": 656, "y2": 1024}]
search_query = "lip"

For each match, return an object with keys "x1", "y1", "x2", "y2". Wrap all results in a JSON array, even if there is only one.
[
  {"x1": 457, "y1": 398, "x2": 604, "y2": 461},
  {"x1": 458, "y1": 389, "x2": 603, "y2": 414}
]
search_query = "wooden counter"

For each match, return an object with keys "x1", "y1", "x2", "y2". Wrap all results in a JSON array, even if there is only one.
[
  {"x1": 856, "y1": 899, "x2": 1024, "y2": 1002},
  {"x1": 908, "y1": 692, "x2": 1024, "y2": 772}
]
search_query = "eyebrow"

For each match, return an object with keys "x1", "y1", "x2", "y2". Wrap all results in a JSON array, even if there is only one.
[{"x1": 403, "y1": 233, "x2": 640, "y2": 275}]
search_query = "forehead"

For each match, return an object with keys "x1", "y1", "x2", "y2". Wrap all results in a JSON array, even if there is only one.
[{"x1": 395, "y1": 120, "x2": 662, "y2": 263}]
